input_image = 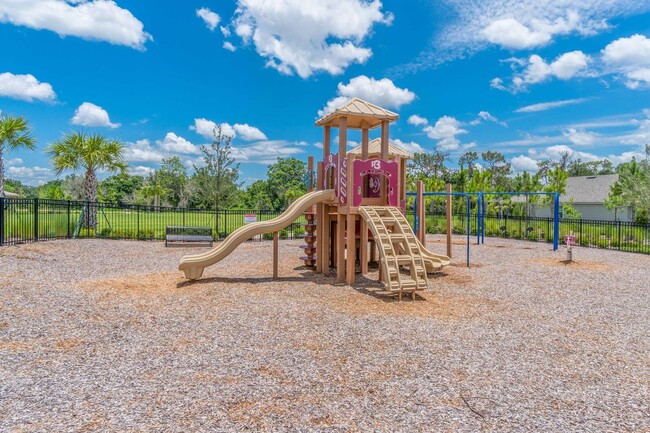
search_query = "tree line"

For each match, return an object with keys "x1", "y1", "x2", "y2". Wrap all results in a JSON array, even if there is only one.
[{"x1": 2, "y1": 114, "x2": 649, "y2": 223}]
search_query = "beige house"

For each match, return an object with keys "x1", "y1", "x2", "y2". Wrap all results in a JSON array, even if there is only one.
[{"x1": 535, "y1": 174, "x2": 634, "y2": 221}]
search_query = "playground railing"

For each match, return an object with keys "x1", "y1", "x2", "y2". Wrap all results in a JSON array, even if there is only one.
[{"x1": 0, "y1": 198, "x2": 306, "y2": 246}]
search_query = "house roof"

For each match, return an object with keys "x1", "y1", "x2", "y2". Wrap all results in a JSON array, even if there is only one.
[
  {"x1": 348, "y1": 138, "x2": 413, "y2": 159},
  {"x1": 315, "y1": 97, "x2": 399, "y2": 129},
  {"x1": 1, "y1": 191, "x2": 19, "y2": 198},
  {"x1": 562, "y1": 174, "x2": 619, "y2": 204}
]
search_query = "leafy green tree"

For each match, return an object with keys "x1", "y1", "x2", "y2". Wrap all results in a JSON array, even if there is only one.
[
  {"x1": 37, "y1": 180, "x2": 67, "y2": 200},
  {"x1": 0, "y1": 114, "x2": 35, "y2": 196},
  {"x1": 48, "y1": 132, "x2": 127, "y2": 229},
  {"x1": 605, "y1": 154, "x2": 650, "y2": 222},
  {"x1": 266, "y1": 157, "x2": 307, "y2": 210},
  {"x1": 408, "y1": 151, "x2": 448, "y2": 179},
  {"x1": 140, "y1": 174, "x2": 168, "y2": 210},
  {"x1": 188, "y1": 125, "x2": 241, "y2": 213},
  {"x1": 100, "y1": 173, "x2": 144, "y2": 203},
  {"x1": 481, "y1": 151, "x2": 511, "y2": 189},
  {"x1": 458, "y1": 151, "x2": 479, "y2": 177},
  {"x1": 158, "y1": 156, "x2": 188, "y2": 207},
  {"x1": 242, "y1": 180, "x2": 273, "y2": 209}
]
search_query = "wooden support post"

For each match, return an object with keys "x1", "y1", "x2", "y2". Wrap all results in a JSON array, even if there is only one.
[
  {"x1": 307, "y1": 156, "x2": 314, "y2": 192},
  {"x1": 321, "y1": 204, "x2": 330, "y2": 273},
  {"x1": 446, "y1": 183, "x2": 453, "y2": 258},
  {"x1": 417, "y1": 180, "x2": 426, "y2": 247},
  {"x1": 323, "y1": 126, "x2": 331, "y2": 159},
  {"x1": 316, "y1": 162, "x2": 324, "y2": 273},
  {"x1": 361, "y1": 128, "x2": 369, "y2": 160},
  {"x1": 380, "y1": 120, "x2": 389, "y2": 160},
  {"x1": 360, "y1": 218, "x2": 368, "y2": 275},
  {"x1": 273, "y1": 231, "x2": 279, "y2": 279},
  {"x1": 336, "y1": 215, "x2": 345, "y2": 283},
  {"x1": 338, "y1": 117, "x2": 347, "y2": 156},
  {"x1": 346, "y1": 213, "x2": 356, "y2": 285}
]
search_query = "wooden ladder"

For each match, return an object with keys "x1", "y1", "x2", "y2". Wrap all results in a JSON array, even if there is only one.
[{"x1": 359, "y1": 206, "x2": 429, "y2": 300}]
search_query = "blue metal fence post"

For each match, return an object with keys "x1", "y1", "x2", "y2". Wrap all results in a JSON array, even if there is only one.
[
  {"x1": 481, "y1": 193, "x2": 487, "y2": 244},
  {"x1": 476, "y1": 193, "x2": 481, "y2": 245},
  {"x1": 466, "y1": 195, "x2": 470, "y2": 267},
  {"x1": 553, "y1": 192, "x2": 560, "y2": 250},
  {"x1": 413, "y1": 196, "x2": 418, "y2": 235}
]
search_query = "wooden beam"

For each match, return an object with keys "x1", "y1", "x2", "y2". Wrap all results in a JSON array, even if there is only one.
[
  {"x1": 346, "y1": 213, "x2": 356, "y2": 285},
  {"x1": 361, "y1": 128, "x2": 369, "y2": 160},
  {"x1": 338, "y1": 117, "x2": 347, "y2": 156},
  {"x1": 316, "y1": 162, "x2": 324, "y2": 273},
  {"x1": 360, "y1": 217, "x2": 368, "y2": 274},
  {"x1": 323, "y1": 125, "x2": 331, "y2": 159},
  {"x1": 307, "y1": 156, "x2": 314, "y2": 192},
  {"x1": 446, "y1": 183, "x2": 453, "y2": 258},
  {"x1": 380, "y1": 120, "x2": 389, "y2": 160},
  {"x1": 336, "y1": 215, "x2": 345, "y2": 283},
  {"x1": 273, "y1": 231, "x2": 279, "y2": 279}
]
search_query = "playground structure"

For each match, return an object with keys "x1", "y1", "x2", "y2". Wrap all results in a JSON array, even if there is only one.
[{"x1": 179, "y1": 97, "x2": 450, "y2": 300}]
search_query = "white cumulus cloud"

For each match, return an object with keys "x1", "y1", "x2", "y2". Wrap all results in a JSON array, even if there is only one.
[
  {"x1": 602, "y1": 34, "x2": 650, "y2": 89},
  {"x1": 392, "y1": 138, "x2": 425, "y2": 155},
  {"x1": 0, "y1": 72, "x2": 56, "y2": 102},
  {"x1": 226, "y1": 0, "x2": 392, "y2": 78},
  {"x1": 563, "y1": 128, "x2": 597, "y2": 146},
  {"x1": 0, "y1": 0, "x2": 152, "y2": 50},
  {"x1": 400, "y1": 0, "x2": 648, "y2": 71},
  {"x1": 156, "y1": 132, "x2": 201, "y2": 155},
  {"x1": 71, "y1": 102, "x2": 120, "y2": 128},
  {"x1": 319, "y1": 75, "x2": 415, "y2": 117},
  {"x1": 423, "y1": 116, "x2": 468, "y2": 151},
  {"x1": 190, "y1": 118, "x2": 265, "y2": 141},
  {"x1": 233, "y1": 123, "x2": 267, "y2": 141},
  {"x1": 407, "y1": 114, "x2": 428, "y2": 126},
  {"x1": 223, "y1": 41, "x2": 236, "y2": 52},
  {"x1": 510, "y1": 155, "x2": 539, "y2": 173},
  {"x1": 196, "y1": 7, "x2": 220, "y2": 31}
]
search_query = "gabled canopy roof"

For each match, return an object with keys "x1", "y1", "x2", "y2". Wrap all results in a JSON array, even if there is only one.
[
  {"x1": 315, "y1": 97, "x2": 399, "y2": 129},
  {"x1": 348, "y1": 138, "x2": 413, "y2": 159}
]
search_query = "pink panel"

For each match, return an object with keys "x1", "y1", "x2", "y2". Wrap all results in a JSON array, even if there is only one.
[
  {"x1": 339, "y1": 155, "x2": 348, "y2": 205},
  {"x1": 352, "y1": 159, "x2": 398, "y2": 207},
  {"x1": 322, "y1": 153, "x2": 337, "y2": 192}
]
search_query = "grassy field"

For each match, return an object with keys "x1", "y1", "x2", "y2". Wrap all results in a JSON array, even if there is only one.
[
  {"x1": 2, "y1": 208, "x2": 307, "y2": 242},
  {"x1": 2, "y1": 204, "x2": 649, "y2": 254}
]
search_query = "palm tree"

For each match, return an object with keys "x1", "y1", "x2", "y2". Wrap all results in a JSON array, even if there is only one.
[
  {"x1": 48, "y1": 132, "x2": 126, "y2": 229},
  {"x1": 0, "y1": 115, "x2": 35, "y2": 196},
  {"x1": 141, "y1": 174, "x2": 168, "y2": 211}
]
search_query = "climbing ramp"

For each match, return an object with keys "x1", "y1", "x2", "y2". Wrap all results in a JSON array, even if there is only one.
[{"x1": 359, "y1": 206, "x2": 428, "y2": 300}]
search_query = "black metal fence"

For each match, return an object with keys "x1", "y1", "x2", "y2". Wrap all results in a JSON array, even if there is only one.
[
  {"x1": 0, "y1": 198, "x2": 305, "y2": 246},
  {"x1": 408, "y1": 212, "x2": 650, "y2": 255},
  {"x1": 2, "y1": 198, "x2": 649, "y2": 255}
]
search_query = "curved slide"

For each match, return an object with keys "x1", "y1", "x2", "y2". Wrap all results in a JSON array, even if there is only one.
[
  {"x1": 396, "y1": 234, "x2": 450, "y2": 273},
  {"x1": 414, "y1": 237, "x2": 450, "y2": 273},
  {"x1": 179, "y1": 189, "x2": 336, "y2": 280}
]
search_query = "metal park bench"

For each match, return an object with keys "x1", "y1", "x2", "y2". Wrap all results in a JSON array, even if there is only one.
[{"x1": 165, "y1": 226, "x2": 213, "y2": 247}]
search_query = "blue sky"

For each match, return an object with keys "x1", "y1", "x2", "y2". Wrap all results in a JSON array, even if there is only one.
[{"x1": 1, "y1": 0, "x2": 650, "y2": 186}]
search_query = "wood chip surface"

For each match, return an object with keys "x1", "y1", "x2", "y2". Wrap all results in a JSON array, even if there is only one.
[{"x1": 1, "y1": 236, "x2": 649, "y2": 432}]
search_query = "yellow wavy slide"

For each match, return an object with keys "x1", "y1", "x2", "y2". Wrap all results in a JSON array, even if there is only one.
[
  {"x1": 413, "y1": 237, "x2": 450, "y2": 273},
  {"x1": 179, "y1": 189, "x2": 336, "y2": 280}
]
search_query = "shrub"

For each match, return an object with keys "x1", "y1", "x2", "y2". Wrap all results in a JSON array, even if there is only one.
[
  {"x1": 262, "y1": 232, "x2": 274, "y2": 240},
  {"x1": 99, "y1": 227, "x2": 112, "y2": 238},
  {"x1": 138, "y1": 229, "x2": 155, "y2": 239},
  {"x1": 279, "y1": 229, "x2": 289, "y2": 239},
  {"x1": 293, "y1": 227, "x2": 305, "y2": 237}
]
